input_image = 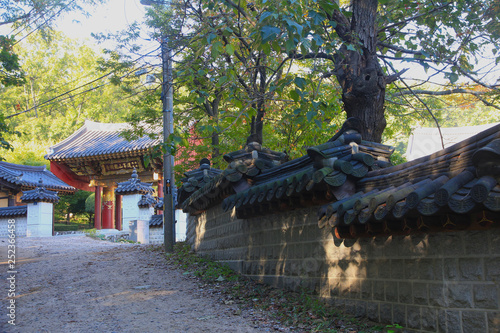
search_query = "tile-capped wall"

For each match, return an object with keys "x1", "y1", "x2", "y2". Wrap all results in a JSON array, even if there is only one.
[{"x1": 187, "y1": 205, "x2": 500, "y2": 333}]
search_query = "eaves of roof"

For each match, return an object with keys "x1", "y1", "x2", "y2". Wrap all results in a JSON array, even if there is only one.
[
  {"x1": 320, "y1": 123, "x2": 500, "y2": 238},
  {"x1": 149, "y1": 214, "x2": 163, "y2": 227},
  {"x1": 21, "y1": 186, "x2": 60, "y2": 203},
  {"x1": 0, "y1": 205, "x2": 27, "y2": 218},
  {"x1": 178, "y1": 119, "x2": 500, "y2": 239},
  {"x1": 45, "y1": 120, "x2": 161, "y2": 162},
  {"x1": 0, "y1": 162, "x2": 75, "y2": 193},
  {"x1": 179, "y1": 121, "x2": 394, "y2": 217}
]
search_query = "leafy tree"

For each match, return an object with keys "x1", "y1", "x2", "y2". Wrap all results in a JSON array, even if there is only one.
[
  {"x1": 96, "y1": 0, "x2": 500, "y2": 182},
  {"x1": 254, "y1": 0, "x2": 500, "y2": 142},
  {"x1": 0, "y1": 30, "x2": 132, "y2": 164},
  {"x1": 110, "y1": 0, "x2": 346, "y2": 170},
  {"x1": 0, "y1": 0, "x2": 105, "y2": 86},
  {"x1": 85, "y1": 192, "x2": 95, "y2": 226},
  {"x1": 55, "y1": 190, "x2": 92, "y2": 224}
]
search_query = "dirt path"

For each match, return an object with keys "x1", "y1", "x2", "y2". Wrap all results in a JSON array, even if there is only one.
[{"x1": 1, "y1": 235, "x2": 267, "y2": 333}]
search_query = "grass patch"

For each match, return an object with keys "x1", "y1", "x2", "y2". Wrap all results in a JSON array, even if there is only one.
[
  {"x1": 166, "y1": 242, "x2": 239, "y2": 282},
  {"x1": 164, "y1": 242, "x2": 382, "y2": 332},
  {"x1": 54, "y1": 223, "x2": 79, "y2": 231}
]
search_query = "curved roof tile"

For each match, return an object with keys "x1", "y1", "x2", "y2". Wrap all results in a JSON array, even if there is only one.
[
  {"x1": 0, "y1": 161, "x2": 75, "y2": 193},
  {"x1": 115, "y1": 169, "x2": 155, "y2": 195},
  {"x1": 20, "y1": 179, "x2": 60, "y2": 203},
  {"x1": 0, "y1": 206, "x2": 27, "y2": 217},
  {"x1": 45, "y1": 120, "x2": 161, "y2": 161}
]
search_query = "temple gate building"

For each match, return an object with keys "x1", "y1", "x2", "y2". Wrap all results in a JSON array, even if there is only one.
[{"x1": 45, "y1": 120, "x2": 164, "y2": 231}]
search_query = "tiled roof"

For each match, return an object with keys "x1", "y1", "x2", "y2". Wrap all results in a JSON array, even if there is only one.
[
  {"x1": 179, "y1": 118, "x2": 394, "y2": 216},
  {"x1": 115, "y1": 169, "x2": 155, "y2": 195},
  {"x1": 176, "y1": 158, "x2": 223, "y2": 208},
  {"x1": 149, "y1": 214, "x2": 163, "y2": 227},
  {"x1": 155, "y1": 197, "x2": 164, "y2": 210},
  {"x1": 0, "y1": 161, "x2": 75, "y2": 193},
  {"x1": 178, "y1": 118, "x2": 500, "y2": 239},
  {"x1": 45, "y1": 120, "x2": 161, "y2": 161},
  {"x1": 320, "y1": 123, "x2": 500, "y2": 238},
  {"x1": 179, "y1": 147, "x2": 290, "y2": 214},
  {"x1": 0, "y1": 206, "x2": 27, "y2": 217},
  {"x1": 20, "y1": 179, "x2": 60, "y2": 203},
  {"x1": 138, "y1": 193, "x2": 157, "y2": 208}
]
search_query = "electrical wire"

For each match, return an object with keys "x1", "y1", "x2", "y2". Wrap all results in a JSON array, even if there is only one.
[
  {"x1": 12, "y1": 3, "x2": 72, "y2": 46},
  {"x1": 5, "y1": 46, "x2": 161, "y2": 119}
]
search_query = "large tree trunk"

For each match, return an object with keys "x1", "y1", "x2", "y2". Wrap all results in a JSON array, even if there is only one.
[
  {"x1": 334, "y1": 0, "x2": 386, "y2": 143},
  {"x1": 202, "y1": 94, "x2": 221, "y2": 162}
]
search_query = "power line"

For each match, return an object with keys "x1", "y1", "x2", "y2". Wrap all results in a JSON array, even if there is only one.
[
  {"x1": 11, "y1": 3, "x2": 71, "y2": 45},
  {"x1": 5, "y1": 46, "x2": 161, "y2": 119}
]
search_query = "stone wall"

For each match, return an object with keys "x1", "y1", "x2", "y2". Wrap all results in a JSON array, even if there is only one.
[
  {"x1": 150, "y1": 226, "x2": 164, "y2": 245},
  {"x1": 0, "y1": 216, "x2": 27, "y2": 237},
  {"x1": 186, "y1": 205, "x2": 500, "y2": 333}
]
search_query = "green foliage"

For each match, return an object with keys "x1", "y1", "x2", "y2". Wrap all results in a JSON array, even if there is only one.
[
  {"x1": 54, "y1": 223, "x2": 79, "y2": 232},
  {"x1": 0, "y1": 0, "x2": 106, "y2": 91},
  {"x1": 0, "y1": 30, "x2": 132, "y2": 166},
  {"x1": 85, "y1": 193, "x2": 95, "y2": 214},
  {"x1": 124, "y1": 0, "x2": 497, "y2": 173},
  {"x1": 0, "y1": 35, "x2": 24, "y2": 86},
  {"x1": 55, "y1": 190, "x2": 93, "y2": 223}
]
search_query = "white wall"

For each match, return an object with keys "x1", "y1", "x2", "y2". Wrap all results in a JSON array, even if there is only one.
[
  {"x1": 27, "y1": 202, "x2": 53, "y2": 237},
  {"x1": 0, "y1": 216, "x2": 27, "y2": 237}
]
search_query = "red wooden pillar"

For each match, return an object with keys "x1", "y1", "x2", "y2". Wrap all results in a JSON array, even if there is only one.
[
  {"x1": 94, "y1": 185, "x2": 102, "y2": 230},
  {"x1": 115, "y1": 194, "x2": 122, "y2": 231},
  {"x1": 102, "y1": 186, "x2": 114, "y2": 229}
]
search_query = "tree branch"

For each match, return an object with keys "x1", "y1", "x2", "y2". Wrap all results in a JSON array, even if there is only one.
[
  {"x1": 377, "y1": 42, "x2": 427, "y2": 56},
  {"x1": 378, "y1": 2, "x2": 454, "y2": 34},
  {"x1": 221, "y1": 0, "x2": 256, "y2": 26},
  {"x1": 327, "y1": 10, "x2": 352, "y2": 43},
  {"x1": 288, "y1": 51, "x2": 335, "y2": 62},
  {"x1": 384, "y1": 59, "x2": 445, "y2": 148},
  {"x1": 386, "y1": 68, "x2": 409, "y2": 84}
]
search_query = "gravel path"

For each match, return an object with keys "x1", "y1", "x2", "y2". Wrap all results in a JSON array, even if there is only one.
[{"x1": 1, "y1": 235, "x2": 265, "y2": 333}]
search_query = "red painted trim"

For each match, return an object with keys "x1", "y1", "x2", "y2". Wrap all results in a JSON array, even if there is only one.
[
  {"x1": 94, "y1": 186, "x2": 102, "y2": 230},
  {"x1": 102, "y1": 200, "x2": 113, "y2": 229},
  {"x1": 49, "y1": 161, "x2": 94, "y2": 191},
  {"x1": 115, "y1": 194, "x2": 122, "y2": 231}
]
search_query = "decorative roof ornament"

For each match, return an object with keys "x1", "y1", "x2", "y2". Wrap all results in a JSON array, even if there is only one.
[
  {"x1": 115, "y1": 169, "x2": 155, "y2": 195},
  {"x1": 176, "y1": 159, "x2": 223, "y2": 208},
  {"x1": 138, "y1": 193, "x2": 157, "y2": 208},
  {"x1": 21, "y1": 178, "x2": 60, "y2": 203},
  {"x1": 155, "y1": 197, "x2": 164, "y2": 210}
]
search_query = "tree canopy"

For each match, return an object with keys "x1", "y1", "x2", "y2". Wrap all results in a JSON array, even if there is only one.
[
  {"x1": 0, "y1": 30, "x2": 131, "y2": 164},
  {"x1": 121, "y1": 0, "x2": 499, "y2": 156},
  {"x1": 1, "y1": 0, "x2": 104, "y2": 86},
  {"x1": 56, "y1": 0, "x2": 498, "y2": 178}
]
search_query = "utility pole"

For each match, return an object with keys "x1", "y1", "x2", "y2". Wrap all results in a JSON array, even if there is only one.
[
  {"x1": 161, "y1": 37, "x2": 176, "y2": 253},
  {"x1": 140, "y1": 0, "x2": 175, "y2": 253}
]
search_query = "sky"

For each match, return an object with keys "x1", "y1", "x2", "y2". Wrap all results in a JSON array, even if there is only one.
[{"x1": 56, "y1": 0, "x2": 147, "y2": 41}]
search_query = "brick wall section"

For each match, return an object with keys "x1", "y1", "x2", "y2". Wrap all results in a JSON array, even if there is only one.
[
  {"x1": 0, "y1": 217, "x2": 27, "y2": 237},
  {"x1": 186, "y1": 205, "x2": 500, "y2": 333},
  {"x1": 149, "y1": 226, "x2": 163, "y2": 245}
]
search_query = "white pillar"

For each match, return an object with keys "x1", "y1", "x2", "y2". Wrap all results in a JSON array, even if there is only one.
[
  {"x1": 129, "y1": 220, "x2": 150, "y2": 244},
  {"x1": 139, "y1": 205, "x2": 154, "y2": 223},
  {"x1": 26, "y1": 202, "x2": 53, "y2": 237},
  {"x1": 121, "y1": 193, "x2": 142, "y2": 234}
]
